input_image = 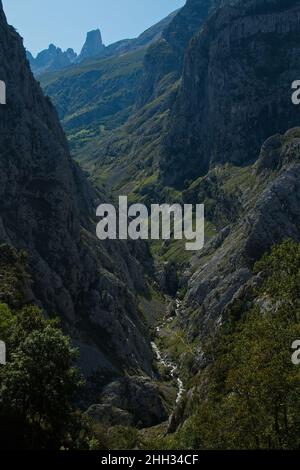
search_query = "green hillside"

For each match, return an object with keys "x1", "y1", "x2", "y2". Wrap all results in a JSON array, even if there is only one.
[{"x1": 40, "y1": 48, "x2": 146, "y2": 153}]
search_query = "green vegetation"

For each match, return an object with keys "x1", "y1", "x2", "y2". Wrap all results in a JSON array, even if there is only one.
[
  {"x1": 0, "y1": 244, "x2": 121, "y2": 450},
  {"x1": 0, "y1": 244, "x2": 90, "y2": 449},
  {"x1": 40, "y1": 48, "x2": 146, "y2": 154},
  {"x1": 0, "y1": 304, "x2": 88, "y2": 449},
  {"x1": 143, "y1": 240, "x2": 300, "y2": 449}
]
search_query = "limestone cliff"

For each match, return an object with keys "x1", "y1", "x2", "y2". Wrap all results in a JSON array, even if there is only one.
[
  {"x1": 163, "y1": 0, "x2": 300, "y2": 187},
  {"x1": 138, "y1": 0, "x2": 226, "y2": 107},
  {"x1": 0, "y1": 1, "x2": 153, "y2": 383}
]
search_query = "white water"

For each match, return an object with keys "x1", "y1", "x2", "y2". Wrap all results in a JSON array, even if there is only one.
[
  {"x1": 151, "y1": 342, "x2": 185, "y2": 404},
  {"x1": 152, "y1": 299, "x2": 185, "y2": 404}
]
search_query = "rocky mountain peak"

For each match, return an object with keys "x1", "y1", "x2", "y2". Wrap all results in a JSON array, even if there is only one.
[
  {"x1": 66, "y1": 47, "x2": 77, "y2": 61},
  {"x1": 79, "y1": 28, "x2": 105, "y2": 61},
  {"x1": 28, "y1": 43, "x2": 78, "y2": 76}
]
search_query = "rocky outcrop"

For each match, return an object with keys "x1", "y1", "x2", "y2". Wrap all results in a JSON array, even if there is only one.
[
  {"x1": 79, "y1": 29, "x2": 105, "y2": 62},
  {"x1": 27, "y1": 28, "x2": 106, "y2": 76},
  {"x1": 86, "y1": 376, "x2": 168, "y2": 428},
  {"x1": 27, "y1": 29, "x2": 105, "y2": 76},
  {"x1": 138, "y1": 0, "x2": 225, "y2": 107},
  {"x1": 163, "y1": 0, "x2": 300, "y2": 188},
  {"x1": 28, "y1": 44, "x2": 77, "y2": 76},
  {"x1": 181, "y1": 128, "x2": 300, "y2": 340},
  {"x1": 0, "y1": 1, "x2": 154, "y2": 385}
]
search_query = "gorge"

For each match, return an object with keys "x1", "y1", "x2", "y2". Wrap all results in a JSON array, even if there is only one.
[{"x1": 2, "y1": 0, "x2": 300, "y2": 451}]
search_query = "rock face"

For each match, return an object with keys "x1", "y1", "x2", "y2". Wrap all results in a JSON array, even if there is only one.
[
  {"x1": 27, "y1": 29, "x2": 105, "y2": 76},
  {"x1": 0, "y1": 1, "x2": 153, "y2": 384},
  {"x1": 27, "y1": 44, "x2": 77, "y2": 76},
  {"x1": 181, "y1": 128, "x2": 300, "y2": 340},
  {"x1": 86, "y1": 376, "x2": 168, "y2": 428},
  {"x1": 138, "y1": 0, "x2": 225, "y2": 107},
  {"x1": 80, "y1": 1, "x2": 233, "y2": 197},
  {"x1": 79, "y1": 29, "x2": 105, "y2": 62},
  {"x1": 163, "y1": 0, "x2": 300, "y2": 188}
]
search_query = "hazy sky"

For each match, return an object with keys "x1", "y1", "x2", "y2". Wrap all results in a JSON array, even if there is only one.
[{"x1": 3, "y1": 0, "x2": 185, "y2": 56}]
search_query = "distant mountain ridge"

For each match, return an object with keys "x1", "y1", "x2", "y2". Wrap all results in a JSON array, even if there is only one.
[
  {"x1": 35, "y1": 9, "x2": 181, "y2": 153},
  {"x1": 27, "y1": 9, "x2": 179, "y2": 77},
  {"x1": 26, "y1": 43, "x2": 78, "y2": 76}
]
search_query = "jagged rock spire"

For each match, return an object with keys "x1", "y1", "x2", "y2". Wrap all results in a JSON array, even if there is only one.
[{"x1": 79, "y1": 29, "x2": 105, "y2": 61}]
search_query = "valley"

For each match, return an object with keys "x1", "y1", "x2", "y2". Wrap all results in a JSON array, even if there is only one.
[
  {"x1": 2, "y1": 0, "x2": 300, "y2": 451},
  {"x1": 36, "y1": 0, "x2": 300, "y2": 448}
]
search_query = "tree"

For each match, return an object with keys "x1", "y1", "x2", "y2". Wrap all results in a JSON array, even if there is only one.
[{"x1": 0, "y1": 306, "x2": 85, "y2": 449}]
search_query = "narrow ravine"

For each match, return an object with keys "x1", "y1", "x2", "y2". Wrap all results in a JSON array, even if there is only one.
[{"x1": 152, "y1": 299, "x2": 185, "y2": 405}]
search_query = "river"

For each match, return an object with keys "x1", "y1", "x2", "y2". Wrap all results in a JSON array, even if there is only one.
[{"x1": 151, "y1": 299, "x2": 185, "y2": 404}]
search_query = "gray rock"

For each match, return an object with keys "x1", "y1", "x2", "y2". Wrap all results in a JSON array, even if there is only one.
[
  {"x1": 182, "y1": 130, "x2": 300, "y2": 340},
  {"x1": 0, "y1": 1, "x2": 154, "y2": 388},
  {"x1": 28, "y1": 44, "x2": 78, "y2": 76},
  {"x1": 79, "y1": 29, "x2": 105, "y2": 62},
  {"x1": 163, "y1": 0, "x2": 300, "y2": 187},
  {"x1": 86, "y1": 404, "x2": 134, "y2": 427},
  {"x1": 97, "y1": 376, "x2": 169, "y2": 427}
]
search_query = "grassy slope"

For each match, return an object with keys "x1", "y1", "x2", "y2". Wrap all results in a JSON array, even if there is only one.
[{"x1": 40, "y1": 48, "x2": 146, "y2": 153}]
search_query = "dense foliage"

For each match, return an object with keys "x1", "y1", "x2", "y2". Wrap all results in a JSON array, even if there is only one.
[
  {"x1": 0, "y1": 245, "x2": 92, "y2": 449},
  {"x1": 0, "y1": 303, "x2": 94, "y2": 449}
]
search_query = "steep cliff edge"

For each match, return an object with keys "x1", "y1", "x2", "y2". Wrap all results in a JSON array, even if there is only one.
[
  {"x1": 79, "y1": 29, "x2": 105, "y2": 62},
  {"x1": 138, "y1": 0, "x2": 226, "y2": 107},
  {"x1": 177, "y1": 128, "x2": 300, "y2": 343},
  {"x1": 0, "y1": 1, "x2": 153, "y2": 382},
  {"x1": 163, "y1": 0, "x2": 300, "y2": 188}
]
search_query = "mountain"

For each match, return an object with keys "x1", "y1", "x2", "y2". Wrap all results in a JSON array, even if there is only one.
[
  {"x1": 138, "y1": 0, "x2": 227, "y2": 107},
  {"x1": 78, "y1": 0, "x2": 226, "y2": 197},
  {"x1": 100, "y1": 9, "x2": 180, "y2": 58},
  {"x1": 38, "y1": 10, "x2": 179, "y2": 154},
  {"x1": 27, "y1": 43, "x2": 77, "y2": 76},
  {"x1": 38, "y1": 0, "x2": 300, "y2": 326},
  {"x1": 108, "y1": 0, "x2": 300, "y2": 333},
  {"x1": 27, "y1": 28, "x2": 105, "y2": 77},
  {"x1": 4, "y1": 0, "x2": 300, "y2": 450},
  {"x1": 28, "y1": 9, "x2": 179, "y2": 82},
  {"x1": 0, "y1": 0, "x2": 158, "y2": 394},
  {"x1": 47, "y1": 0, "x2": 300, "y2": 437},
  {"x1": 41, "y1": 48, "x2": 146, "y2": 154},
  {"x1": 162, "y1": 0, "x2": 300, "y2": 187},
  {"x1": 75, "y1": 10, "x2": 181, "y2": 62},
  {"x1": 166, "y1": 127, "x2": 300, "y2": 441},
  {"x1": 78, "y1": 29, "x2": 105, "y2": 62}
]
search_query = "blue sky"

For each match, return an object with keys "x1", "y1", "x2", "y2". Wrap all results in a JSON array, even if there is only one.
[{"x1": 2, "y1": 0, "x2": 185, "y2": 56}]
